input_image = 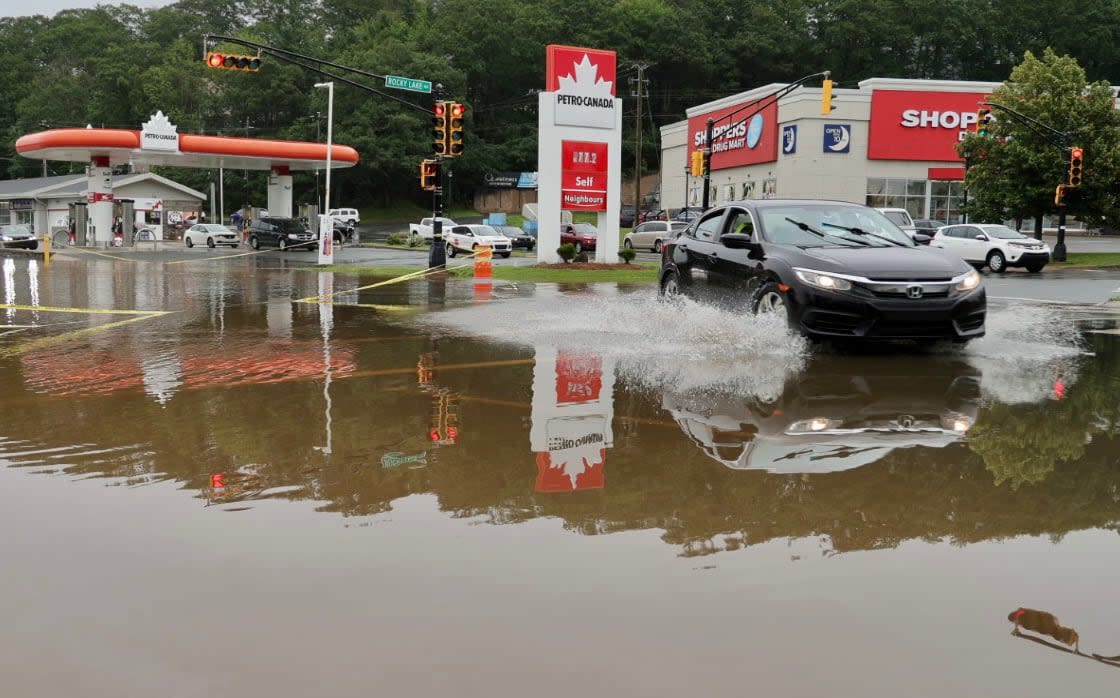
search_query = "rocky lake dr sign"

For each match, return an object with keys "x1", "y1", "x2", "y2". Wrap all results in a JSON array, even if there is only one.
[{"x1": 385, "y1": 75, "x2": 432, "y2": 93}]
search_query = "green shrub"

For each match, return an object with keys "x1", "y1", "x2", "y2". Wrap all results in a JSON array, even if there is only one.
[
  {"x1": 557, "y1": 243, "x2": 576, "y2": 262},
  {"x1": 386, "y1": 232, "x2": 408, "y2": 246},
  {"x1": 618, "y1": 248, "x2": 637, "y2": 264}
]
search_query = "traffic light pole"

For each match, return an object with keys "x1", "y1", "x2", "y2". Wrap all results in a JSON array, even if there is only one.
[{"x1": 983, "y1": 101, "x2": 1073, "y2": 260}]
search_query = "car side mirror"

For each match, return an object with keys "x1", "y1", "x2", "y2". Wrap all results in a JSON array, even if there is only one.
[
  {"x1": 720, "y1": 232, "x2": 759, "y2": 251},
  {"x1": 913, "y1": 233, "x2": 931, "y2": 245},
  {"x1": 975, "y1": 234, "x2": 987, "y2": 241}
]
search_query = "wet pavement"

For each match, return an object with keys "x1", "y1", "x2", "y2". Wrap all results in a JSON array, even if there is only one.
[{"x1": 2, "y1": 252, "x2": 1120, "y2": 697}]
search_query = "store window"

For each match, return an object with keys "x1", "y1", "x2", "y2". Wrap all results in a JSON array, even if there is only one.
[
  {"x1": 742, "y1": 181, "x2": 755, "y2": 199},
  {"x1": 929, "y1": 180, "x2": 966, "y2": 224},
  {"x1": 866, "y1": 178, "x2": 925, "y2": 219}
]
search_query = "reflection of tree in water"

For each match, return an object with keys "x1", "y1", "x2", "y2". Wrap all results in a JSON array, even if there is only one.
[{"x1": 967, "y1": 333, "x2": 1120, "y2": 490}]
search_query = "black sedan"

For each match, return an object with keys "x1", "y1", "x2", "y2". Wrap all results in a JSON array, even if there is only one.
[
  {"x1": 493, "y1": 225, "x2": 535, "y2": 250},
  {"x1": 658, "y1": 200, "x2": 986, "y2": 342},
  {"x1": 0, "y1": 224, "x2": 39, "y2": 250}
]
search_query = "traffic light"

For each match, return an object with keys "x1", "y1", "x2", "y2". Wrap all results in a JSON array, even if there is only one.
[
  {"x1": 204, "y1": 52, "x2": 261, "y2": 72},
  {"x1": 821, "y1": 78, "x2": 834, "y2": 115},
  {"x1": 1068, "y1": 146, "x2": 1084, "y2": 187},
  {"x1": 690, "y1": 150, "x2": 703, "y2": 177},
  {"x1": 975, "y1": 107, "x2": 992, "y2": 136},
  {"x1": 420, "y1": 159, "x2": 440, "y2": 191},
  {"x1": 1054, "y1": 184, "x2": 1067, "y2": 206},
  {"x1": 447, "y1": 102, "x2": 465, "y2": 156},
  {"x1": 432, "y1": 102, "x2": 448, "y2": 156}
]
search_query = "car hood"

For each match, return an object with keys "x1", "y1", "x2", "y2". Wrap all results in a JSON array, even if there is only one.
[
  {"x1": 473, "y1": 235, "x2": 510, "y2": 245},
  {"x1": 2, "y1": 230, "x2": 33, "y2": 239},
  {"x1": 794, "y1": 245, "x2": 968, "y2": 280}
]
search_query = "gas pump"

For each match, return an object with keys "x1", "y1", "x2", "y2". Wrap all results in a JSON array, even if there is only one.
[
  {"x1": 68, "y1": 202, "x2": 88, "y2": 246},
  {"x1": 116, "y1": 199, "x2": 135, "y2": 246}
]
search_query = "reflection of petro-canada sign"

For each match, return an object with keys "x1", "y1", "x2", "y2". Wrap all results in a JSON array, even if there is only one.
[
  {"x1": 546, "y1": 45, "x2": 617, "y2": 130},
  {"x1": 140, "y1": 110, "x2": 180, "y2": 153}
]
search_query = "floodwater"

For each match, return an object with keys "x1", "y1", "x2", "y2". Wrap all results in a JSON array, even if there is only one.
[{"x1": 2, "y1": 253, "x2": 1120, "y2": 697}]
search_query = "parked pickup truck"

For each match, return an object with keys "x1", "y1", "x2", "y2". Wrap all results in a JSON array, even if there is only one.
[{"x1": 409, "y1": 216, "x2": 457, "y2": 242}]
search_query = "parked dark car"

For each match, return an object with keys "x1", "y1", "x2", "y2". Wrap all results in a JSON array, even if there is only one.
[
  {"x1": 560, "y1": 223, "x2": 598, "y2": 253},
  {"x1": 297, "y1": 216, "x2": 353, "y2": 245},
  {"x1": 619, "y1": 205, "x2": 636, "y2": 228},
  {"x1": 913, "y1": 219, "x2": 943, "y2": 235},
  {"x1": 671, "y1": 207, "x2": 702, "y2": 222},
  {"x1": 636, "y1": 208, "x2": 666, "y2": 224},
  {"x1": 0, "y1": 224, "x2": 38, "y2": 250},
  {"x1": 658, "y1": 200, "x2": 986, "y2": 343},
  {"x1": 246, "y1": 217, "x2": 316, "y2": 251},
  {"x1": 494, "y1": 225, "x2": 535, "y2": 250}
]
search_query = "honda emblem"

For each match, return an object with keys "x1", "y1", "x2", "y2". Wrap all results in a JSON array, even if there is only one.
[{"x1": 907, "y1": 285, "x2": 923, "y2": 299}]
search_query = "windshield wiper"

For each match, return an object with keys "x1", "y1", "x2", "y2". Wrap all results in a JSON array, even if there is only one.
[
  {"x1": 785, "y1": 217, "x2": 870, "y2": 247},
  {"x1": 821, "y1": 222, "x2": 907, "y2": 247}
]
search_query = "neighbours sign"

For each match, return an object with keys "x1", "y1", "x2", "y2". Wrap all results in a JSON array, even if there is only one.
[{"x1": 560, "y1": 140, "x2": 608, "y2": 211}]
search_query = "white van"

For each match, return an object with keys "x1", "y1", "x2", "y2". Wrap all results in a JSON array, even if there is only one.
[
  {"x1": 876, "y1": 207, "x2": 919, "y2": 239},
  {"x1": 328, "y1": 208, "x2": 360, "y2": 225}
]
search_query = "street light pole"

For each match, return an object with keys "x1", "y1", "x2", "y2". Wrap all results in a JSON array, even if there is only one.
[{"x1": 314, "y1": 82, "x2": 334, "y2": 265}]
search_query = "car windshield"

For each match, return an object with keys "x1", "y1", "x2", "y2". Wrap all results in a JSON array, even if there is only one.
[
  {"x1": 200, "y1": 224, "x2": 232, "y2": 232},
  {"x1": 472, "y1": 225, "x2": 500, "y2": 236},
  {"x1": 979, "y1": 225, "x2": 1027, "y2": 239},
  {"x1": 573, "y1": 224, "x2": 597, "y2": 234},
  {"x1": 500, "y1": 226, "x2": 527, "y2": 236},
  {"x1": 759, "y1": 205, "x2": 915, "y2": 247},
  {"x1": 1, "y1": 225, "x2": 32, "y2": 235}
]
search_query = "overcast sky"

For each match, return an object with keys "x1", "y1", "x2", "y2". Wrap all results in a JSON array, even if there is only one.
[{"x1": 0, "y1": 0, "x2": 173, "y2": 17}]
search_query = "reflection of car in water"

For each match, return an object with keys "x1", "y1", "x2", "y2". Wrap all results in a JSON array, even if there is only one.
[{"x1": 663, "y1": 356, "x2": 981, "y2": 473}]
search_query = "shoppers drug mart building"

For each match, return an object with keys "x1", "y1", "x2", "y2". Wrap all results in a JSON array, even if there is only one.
[{"x1": 660, "y1": 78, "x2": 1003, "y2": 223}]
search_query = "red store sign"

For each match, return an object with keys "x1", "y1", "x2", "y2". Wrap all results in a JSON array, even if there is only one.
[
  {"x1": 560, "y1": 140, "x2": 608, "y2": 211},
  {"x1": 868, "y1": 89, "x2": 991, "y2": 161},
  {"x1": 86, "y1": 192, "x2": 114, "y2": 203},
  {"x1": 687, "y1": 98, "x2": 778, "y2": 171}
]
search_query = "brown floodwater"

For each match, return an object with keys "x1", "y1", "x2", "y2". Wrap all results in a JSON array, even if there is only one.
[{"x1": 2, "y1": 253, "x2": 1120, "y2": 697}]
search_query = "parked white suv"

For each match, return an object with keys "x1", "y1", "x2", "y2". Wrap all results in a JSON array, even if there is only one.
[
  {"x1": 327, "y1": 208, "x2": 360, "y2": 226},
  {"x1": 876, "y1": 207, "x2": 920, "y2": 239},
  {"x1": 931, "y1": 223, "x2": 1050, "y2": 273}
]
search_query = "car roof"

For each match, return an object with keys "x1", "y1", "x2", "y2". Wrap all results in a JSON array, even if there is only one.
[{"x1": 716, "y1": 198, "x2": 870, "y2": 211}]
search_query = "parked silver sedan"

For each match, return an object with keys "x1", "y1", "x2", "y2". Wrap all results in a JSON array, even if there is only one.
[{"x1": 623, "y1": 221, "x2": 688, "y2": 252}]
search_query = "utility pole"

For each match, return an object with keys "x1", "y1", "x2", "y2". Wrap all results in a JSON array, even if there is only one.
[{"x1": 629, "y1": 64, "x2": 649, "y2": 221}]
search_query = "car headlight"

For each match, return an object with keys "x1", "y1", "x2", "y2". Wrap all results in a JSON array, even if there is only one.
[
  {"x1": 787, "y1": 418, "x2": 838, "y2": 433},
  {"x1": 794, "y1": 269, "x2": 852, "y2": 291},
  {"x1": 288, "y1": 233, "x2": 299, "y2": 239},
  {"x1": 953, "y1": 269, "x2": 981, "y2": 292},
  {"x1": 940, "y1": 414, "x2": 973, "y2": 433},
  {"x1": 1008, "y1": 241, "x2": 1029, "y2": 248},
  {"x1": 0, "y1": 236, "x2": 10, "y2": 241}
]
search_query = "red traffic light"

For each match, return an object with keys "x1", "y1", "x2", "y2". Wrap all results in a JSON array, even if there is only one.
[
  {"x1": 1070, "y1": 147, "x2": 1083, "y2": 160},
  {"x1": 450, "y1": 103, "x2": 465, "y2": 118},
  {"x1": 205, "y1": 51, "x2": 262, "y2": 72},
  {"x1": 207, "y1": 53, "x2": 224, "y2": 68},
  {"x1": 433, "y1": 103, "x2": 445, "y2": 117}
]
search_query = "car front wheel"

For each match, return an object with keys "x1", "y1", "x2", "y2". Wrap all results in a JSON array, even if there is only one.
[
  {"x1": 279, "y1": 238, "x2": 288, "y2": 251},
  {"x1": 574, "y1": 242, "x2": 583, "y2": 254},
  {"x1": 659, "y1": 269, "x2": 681, "y2": 298},
  {"x1": 654, "y1": 240, "x2": 663, "y2": 253},
  {"x1": 1025, "y1": 261, "x2": 1046, "y2": 273},
  {"x1": 249, "y1": 236, "x2": 260, "y2": 250},
  {"x1": 185, "y1": 237, "x2": 194, "y2": 248},
  {"x1": 623, "y1": 239, "x2": 633, "y2": 250},
  {"x1": 987, "y1": 250, "x2": 1006, "y2": 273},
  {"x1": 207, "y1": 237, "x2": 215, "y2": 248},
  {"x1": 750, "y1": 280, "x2": 791, "y2": 321},
  {"x1": 446, "y1": 242, "x2": 457, "y2": 258},
  {"x1": 500, "y1": 252, "x2": 511, "y2": 258}
]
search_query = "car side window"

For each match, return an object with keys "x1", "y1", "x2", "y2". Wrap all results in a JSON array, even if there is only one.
[
  {"x1": 723, "y1": 208, "x2": 755, "y2": 239},
  {"x1": 633, "y1": 223, "x2": 648, "y2": 234},
  {"x1": 692, "y1": 211, "x2": 725, "y2": 242}
]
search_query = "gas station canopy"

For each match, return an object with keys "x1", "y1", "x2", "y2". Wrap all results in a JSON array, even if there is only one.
[{"x1": 15, "y1": 127, "x2": 359, "y2": 171}]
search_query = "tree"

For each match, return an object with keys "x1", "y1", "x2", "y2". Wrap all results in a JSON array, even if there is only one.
[{"x1": 958, "y1": 49, "x2": 1120, "y2": 232}]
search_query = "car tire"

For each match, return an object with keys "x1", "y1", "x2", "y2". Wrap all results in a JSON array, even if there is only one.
[
  {"x1": 1025, "y1": 262, "x2": 1046, "y2": 273},
  {"x1": 348, "y1": 219, "x2": 356, "y2": 227},
  {"x1": 446, "y1": 242, "x2": 457, "y2": 258},
  {"x1": 231, "y1": 244, "x2": 239, "y2": 249},
  {"x1": 185, "y1": 237, "x2": 194, "y2": 248},
  {"x1": 279, "y1": 238, "x2": 288, "y2": 252},
  {"x1": 654, "y1": 240, "x2": 663, "y2": 253},
  {"x1": 659, "y1": 269, "x2": 681, "y2": 298},
  {"x1": 623, "y1": 239, "x2": 633, "y2": 250},
  {"x1": 750, "y1": 280, "x2": 791, "y2": 321},
  {"x1": 574, "y1": 242, "x2": 583, "y2": 254},
  {"x1": 987, "y1": 250, "x2": 1006, "y2": 273},
  {"x1": 249, "y1": 236, "x2": 260, "y2": 250},
  {"x1": 500, "y1": 252, "x2": 511, "y2": 258},
  {"x1": 207, "y1": 237, "x2": 215, "y2": 248}
]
